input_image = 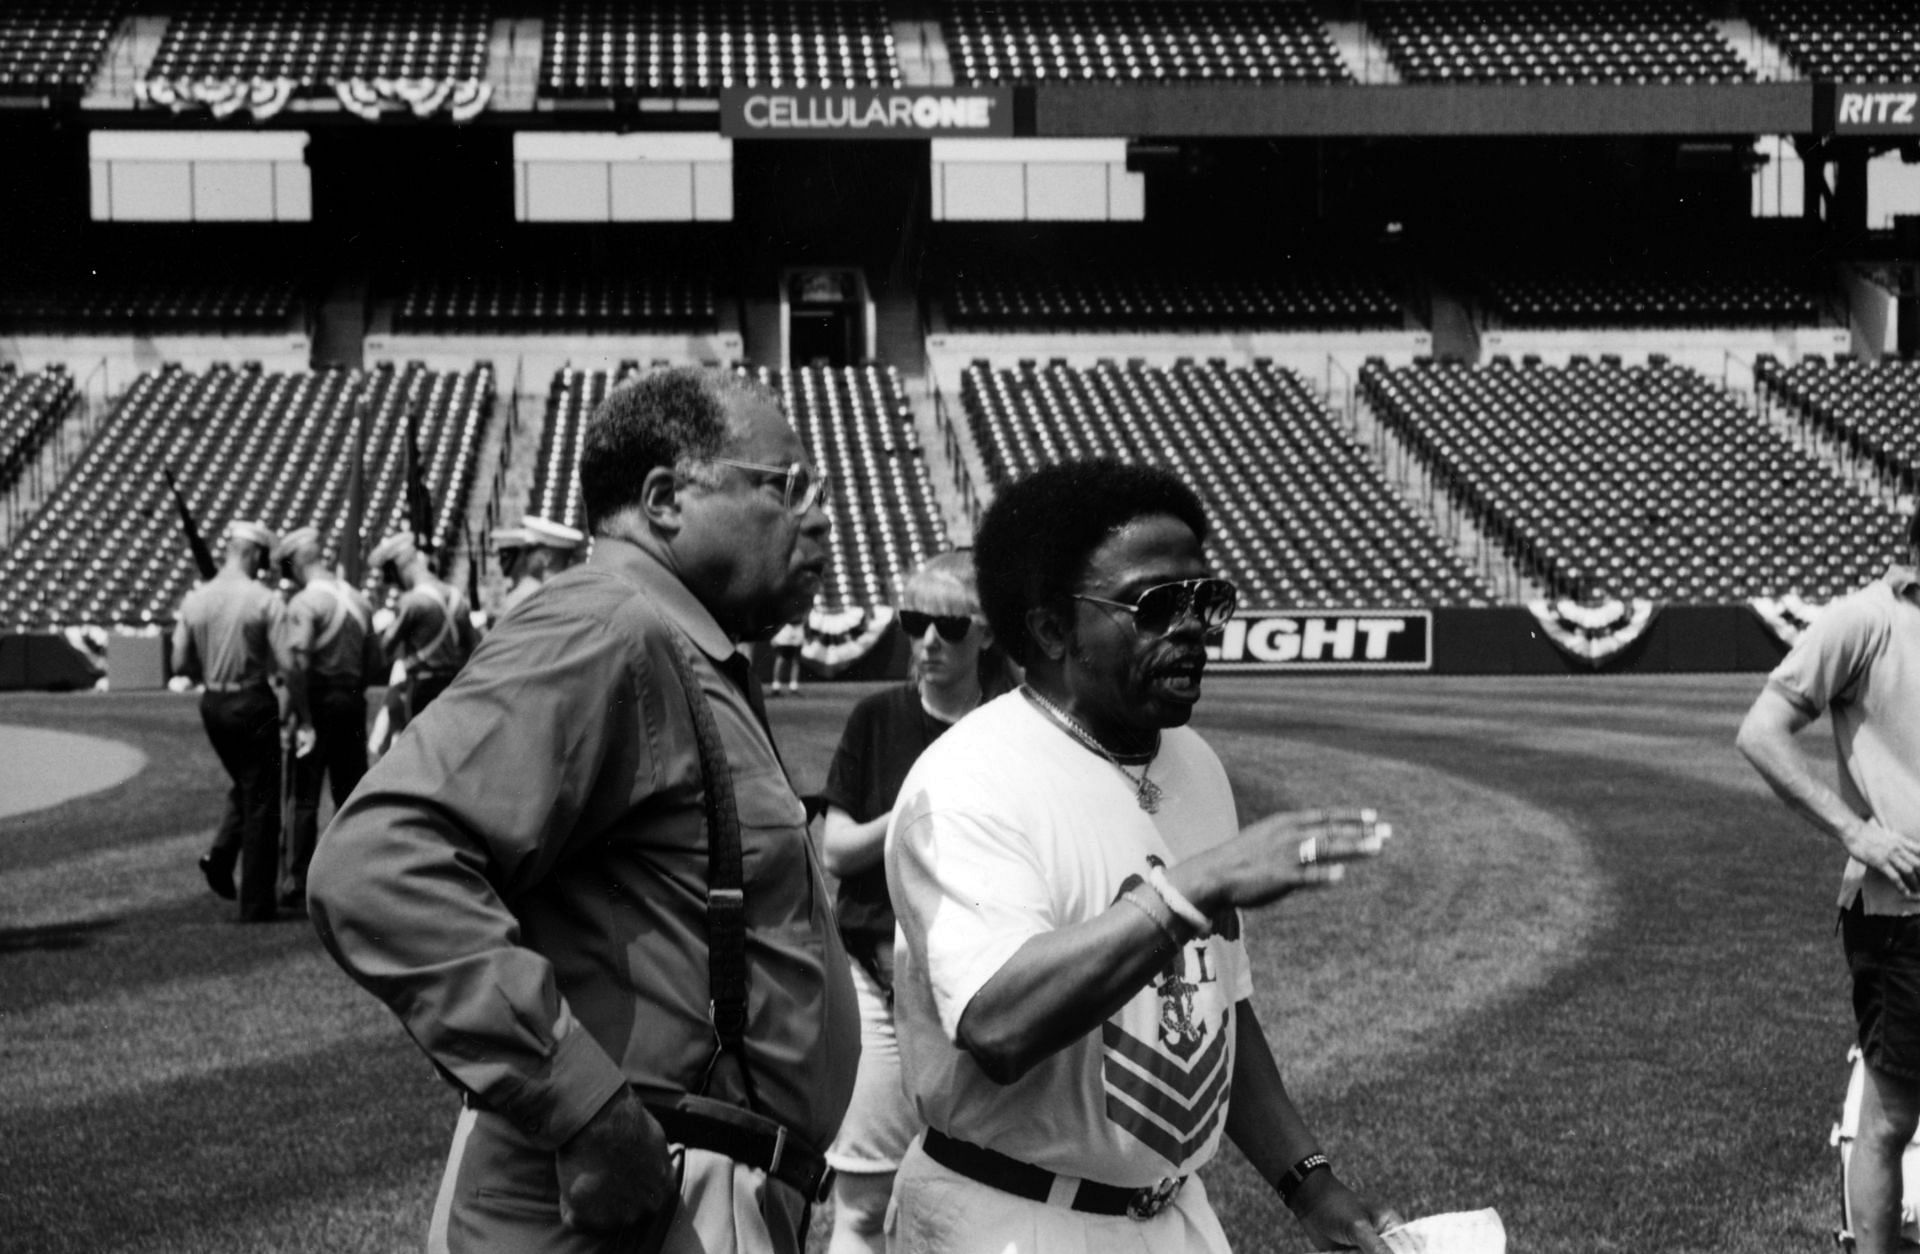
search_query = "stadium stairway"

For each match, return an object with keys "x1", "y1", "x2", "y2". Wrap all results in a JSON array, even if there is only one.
[
  {"x1": 897, "y1": 367, "x2": 982, "y2": 547},
  {"x1": 0, "y1": 384, "x2": 95, "y2": 553},
  {"x1": 1352, "y1": 385, "x2": 1546, "y2": 603}
]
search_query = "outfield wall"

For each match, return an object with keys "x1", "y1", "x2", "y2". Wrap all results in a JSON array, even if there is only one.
[{"x1": 0, "y1": 606, "x2": 1792, "y2": 691}]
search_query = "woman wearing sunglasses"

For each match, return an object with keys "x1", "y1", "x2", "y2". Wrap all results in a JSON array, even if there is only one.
[{"x1": 816, "y1": 549, "x2": 1014, "y2": 1254}]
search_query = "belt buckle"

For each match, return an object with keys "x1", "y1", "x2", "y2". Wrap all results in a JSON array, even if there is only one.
[{"x1": 1126, "y1": 1176, "x2": 1184, "y2": 1221}]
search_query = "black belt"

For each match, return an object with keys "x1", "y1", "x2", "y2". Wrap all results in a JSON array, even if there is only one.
[
  {"x1": 921, "y1": 1128, "x2": 1185, "y2": 1220},
  {"x1": 647, "y1": 1098, "x2": 832, "y2": 1203}
]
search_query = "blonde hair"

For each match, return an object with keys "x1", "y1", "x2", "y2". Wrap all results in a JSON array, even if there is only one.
[{"x1": 897, "y1": 549, "x2": 979, "y2": 612}]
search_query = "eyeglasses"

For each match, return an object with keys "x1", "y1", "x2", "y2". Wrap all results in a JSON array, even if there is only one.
[
  {"x1": 898, "y1": 610, "x2": 975, "y2": 642},
  {"x1": 1073, "y1": 577, "x2": 1239, "y2": 636},
  {"x1": 710, "y1": 458, "x2": 832, "y2": 516}
]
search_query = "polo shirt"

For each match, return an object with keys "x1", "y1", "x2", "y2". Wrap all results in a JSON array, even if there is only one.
[{"x1": 1769, "y1": 564, "x2": 1920, "y2": 916}]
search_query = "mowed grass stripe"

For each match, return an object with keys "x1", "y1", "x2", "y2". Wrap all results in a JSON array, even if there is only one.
[
  {"x1": 1192, "y1": 678, "x2": 1850, "y2": 1252},
  {"x1": 0, "y1": 831, "x2": 210, "y2": 931}
]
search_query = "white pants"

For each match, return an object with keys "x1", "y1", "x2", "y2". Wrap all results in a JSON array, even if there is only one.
[
  {"x1": 826, "y1": 958, "x2": 921, "y2": 1174},
  {"x1": 886, "y1": 1138, "x2": 1232, "y2": 1254}
]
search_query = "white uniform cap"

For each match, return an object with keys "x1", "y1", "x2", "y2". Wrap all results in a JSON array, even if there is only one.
[
  {"x1": 228, "y1": 520, "x2": 278, "y2": 550},
  {"x1": 368, "y1": 532, "x2": 419, "y2": 569},
  {"x1": 272, "y1": 526, "x2": 322, "y2": 565},
  {"x1": 490, "y1": 525, "x2": 533, "y2": 550},
  {"x1": 522, "y1": 516, "x2": 585, "y2": 551}
]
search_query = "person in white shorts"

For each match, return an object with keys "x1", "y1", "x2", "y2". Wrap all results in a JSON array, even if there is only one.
[
  {"x1": 818, "y1": 550, "x2": 1014, "y2": 1254},
  {"x1": 887, "y1": 458, "x2": 1401, "y2": 1254}
]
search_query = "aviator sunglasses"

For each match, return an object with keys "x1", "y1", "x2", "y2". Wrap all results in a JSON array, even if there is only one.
[
  {"x1": 1073, "y1": 577, "x2": 1240, "y2": 636},
  {"x1": 897, "y1": 610, "x2": 975, "y2": 642}
]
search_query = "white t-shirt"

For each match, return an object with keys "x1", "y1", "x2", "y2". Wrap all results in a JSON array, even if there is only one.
[{"x1": 886, "y1": 690, "x2": 1254, "y2": 1188}]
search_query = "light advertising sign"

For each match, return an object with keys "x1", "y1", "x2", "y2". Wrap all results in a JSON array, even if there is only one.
[
  {"x1": 1834, "y1": 85, "x2": 1920, "y2": 134},
  {"x1": 721, "y1": 87, "x2": 1016, "y2": 138},
  {"x1": 1205, "y1": 611, "x2": 1434, "y2": 672}
]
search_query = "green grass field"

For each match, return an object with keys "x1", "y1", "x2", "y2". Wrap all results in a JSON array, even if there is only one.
[{"x1": 0, "y1": 675, "x2": 1860, "y2": 1252}]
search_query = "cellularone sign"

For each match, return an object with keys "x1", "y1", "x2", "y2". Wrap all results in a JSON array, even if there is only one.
[
  {"x1": 1206, "y1": 611, "x2": 1433, "y2": 671},
  {"x1": 721, "y1": 87, "x2": 1014, "y2": 139}
]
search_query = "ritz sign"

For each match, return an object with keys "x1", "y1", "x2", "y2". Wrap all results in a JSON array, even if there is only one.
[
  {"x1": 1206, "y1": 611, "x2": 1433, "y2": 671},
  {"x1": 720, "y1": 88, "x2": 1014, "y2": 139},
  {"x1": 1834, "y1": 85, "x2": 1920, "y2": 134}
]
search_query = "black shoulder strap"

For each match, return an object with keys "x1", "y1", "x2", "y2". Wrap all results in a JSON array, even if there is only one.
[{"x1": 641, "y1": 606, "x2": 759, "y2": 1111}]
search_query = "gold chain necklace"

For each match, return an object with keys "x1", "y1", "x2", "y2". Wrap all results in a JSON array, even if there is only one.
[{"x1": 1021, "y1": 685, "x2": 1164, "y2": 813}]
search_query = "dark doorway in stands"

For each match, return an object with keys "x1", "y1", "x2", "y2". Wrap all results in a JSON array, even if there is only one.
[{"x1": 787, "y1": 269, "x2": 863, "y2": 367}]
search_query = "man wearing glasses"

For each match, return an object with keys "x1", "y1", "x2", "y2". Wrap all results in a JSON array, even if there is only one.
[
  {"x1": 886, "y1": 458, "x2": 1401, "y2": 1254},
  {"x1": 310, "y1": 367, "x2": 855, "y2": 1254}
]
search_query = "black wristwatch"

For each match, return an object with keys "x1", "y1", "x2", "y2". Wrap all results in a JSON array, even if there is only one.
[{"x1": 1276, "y1": 1152, "x2": 1331, "y2": 1211}]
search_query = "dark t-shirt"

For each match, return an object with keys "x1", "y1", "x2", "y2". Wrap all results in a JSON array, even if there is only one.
[{"x1": 819, "y1": 682, "x2": 954, "y2": 943}]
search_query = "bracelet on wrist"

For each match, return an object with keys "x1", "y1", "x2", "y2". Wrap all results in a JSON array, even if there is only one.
[
  {"x1": 1275, "y1": 1152, "x2": 1330, "y2": 1212},
  {"x1": 1121, "y1": 884, "x2": 1190, "y2": 949},
  {"x1": 1147, "y1": 864, "x2": 1213, "y2": 938}
]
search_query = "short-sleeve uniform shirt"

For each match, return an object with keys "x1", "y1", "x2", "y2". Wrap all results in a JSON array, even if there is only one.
[
  {"x1": 1768, "y1": 565, "x2": 1920, "y2": 915},
  {"x1": 887, "y1": 691, "x2": 1253, "y2": 1188}
]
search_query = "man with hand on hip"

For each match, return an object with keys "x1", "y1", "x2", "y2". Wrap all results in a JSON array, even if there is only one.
[{"x1": 310, "y1": 366, "x2": 857, "y2": 1254}]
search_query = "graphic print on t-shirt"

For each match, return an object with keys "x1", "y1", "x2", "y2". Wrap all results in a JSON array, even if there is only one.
[{"x1": 1101, "y1": 866, "x2": 1237, "y2": 1169}]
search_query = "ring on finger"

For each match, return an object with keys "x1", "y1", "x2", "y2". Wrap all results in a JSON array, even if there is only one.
[{"x1": 1298, "y1": 837, "x2": 1319, "y2": 867}]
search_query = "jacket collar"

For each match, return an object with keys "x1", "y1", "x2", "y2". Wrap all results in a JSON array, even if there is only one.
[
  {"x1": 588, "y1": 536, "x2": 736, "y2": 661},
  {"x1": 1888, "y1": 563, "x2": 1920, "y2": 603}
]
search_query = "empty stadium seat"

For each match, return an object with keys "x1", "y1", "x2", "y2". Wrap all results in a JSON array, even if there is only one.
[
  {"x1": 947, "y1": 262, "x2": 1402, "y2": 331},
  {"x1": 944, "y1": 0, "x2": 1349, "y2": 84},
  {"x1": 1758, "y1": 355, "x2": 1920, "y2": 496},
  {"x1": 0, "y1": 277, "x2": 300, "y2": 335},
  {"x1": 393, "y1": 271, "x2": 718, "y2": 334},
  {"x1": 0, "y1": 361, "x2": 494, "y2": 630},
  {"x1": 529, "y1": 364, "x2": 947, "y2": 613},
  {"x1": 541, "y1": 1, "x2": 900, "y2": 99},
  {"x1": 1480, "y1": 261, "x2": 1830, "y2": 329},
  {"x1": 1361, "y1": 356, "x2": 1901, "y2": 604},
  {"x1": 0, "y1": 365, "x2": 75, "y2": 499},
  {"x1": 1749, "y1": 0, "x2": 1920, "y2": 81},
  {"x1": 147, "y1": 0, "x2": 489, "y2": 90},
  {"x1": 1369, "y1": 0, "x2": 1751, "y2": 85},
  {"x1": 0, "y1": 2, "x2": 121, "y2": 99},
  {"x1": 962, "y1": 357, "x2": 1488, "y2": 609}
]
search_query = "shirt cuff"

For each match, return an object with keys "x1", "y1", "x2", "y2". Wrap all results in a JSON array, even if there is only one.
[
  {"x1": 493, "y1": 1019, "x2": 631, "y2": 1152},
  {"x1": 1765, "y1": 676, "x2": 1821, "y2": 719}
]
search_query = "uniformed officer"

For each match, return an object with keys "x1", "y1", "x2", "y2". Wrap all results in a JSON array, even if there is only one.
[
  {"x1": 489, "y1": 523, "x2": 532, "y2": 618},
  {"x1": 498, "y1": 515, "x2": 587, "y2": 614},
  {"x1": 272, "y1": 526, "x2": 381, "y2": 908},
  {"x1": 172, "y1": 519, "x2": 284, "y2": 923},
  {"x1": 369, "y1": 531, "x2": 478, "y2": 732}
]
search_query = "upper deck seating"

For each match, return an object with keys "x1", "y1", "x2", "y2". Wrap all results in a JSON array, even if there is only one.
[
  {"x1": 944, "y1": 0, "x2": 1349, "y2": 83},
  {"x1": 1369, "y1": 0, "x2": 1751, "y2": 84},
  {"x1": 541, "y1": 0, "x2": 899, "y2": 98},
  {"x1": 1749, "y1": 0, "x2": 1920, "y2": 81},
  {"x1": 0, "y1": 2, "x2": 122, "y2": 99}
]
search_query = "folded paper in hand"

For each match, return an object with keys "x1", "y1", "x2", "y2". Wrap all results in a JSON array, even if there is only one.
[{"x1": 1381, "y1": 1209, "x2": 1505, "y2": 1254}]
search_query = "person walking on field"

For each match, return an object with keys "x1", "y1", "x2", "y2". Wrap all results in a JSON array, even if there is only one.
[
  {"x1": 817, "y1": 550, "x2": 1013, "y2": 1254},
  {"x1": 172, "y1": 520, "x2": 284, "y2": 924},
  {"x1": 309, "y1": 366, "x2": 856, "y2": 1254},
  {"x1": 270, "y1": 525, "x2": 379, "y2": 908},
  {"x1": 1739, "y1": 509, "x2": 1920, "y2": 1254},
  {"x1": 886, "y1": 459, "x2": 1401, "y2": 1254},
  {"x1": 369, "y1": 531, "x2": 478, "y2": 732}
]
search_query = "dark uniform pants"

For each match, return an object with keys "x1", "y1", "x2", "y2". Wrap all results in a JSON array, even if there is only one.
[
  {"x1": 199, "y1": 687, "x2": 283, "y2": 921},
  {"x1": 283, "y1": 685, "x2": 368, "y2": 901},
  {"x1": 400, "y1": 671, "x2": 457, "y2": 731}
]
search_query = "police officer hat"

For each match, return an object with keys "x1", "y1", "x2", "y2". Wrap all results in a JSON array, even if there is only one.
[
  {"x1": 272, "y1": 526, "x2": 322, "y2": 566},
  {"x1": 368, "y1": 532, "x2": 419, "y2": 570},
  {"x1": 521, "y1": 516, "x2": 585, "y2": 552},
  {"x1": 490, "y1": 525, "x2": 533, "y2": 553},
  {"x1": 227, "y1": 520, "x2": 278, "y2": 551}
]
